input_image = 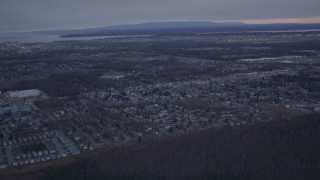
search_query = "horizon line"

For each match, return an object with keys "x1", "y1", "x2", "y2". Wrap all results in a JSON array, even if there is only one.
[{"x1": 1, "y1": 17, "x2": 320, "y2": 34}]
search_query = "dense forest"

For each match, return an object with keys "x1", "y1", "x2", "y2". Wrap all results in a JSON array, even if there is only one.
[{"x1": 39, "y1": 114, "x2": 320, "y2": 180}]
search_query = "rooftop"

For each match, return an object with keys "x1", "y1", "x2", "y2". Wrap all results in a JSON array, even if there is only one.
[{"x1": 8, "y1": 89, "x2": 42, "y2": 98}]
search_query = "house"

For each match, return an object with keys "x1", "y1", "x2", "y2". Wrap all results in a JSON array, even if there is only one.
[
  {"x1": 32, "y1": 151, "x2": 37, "y2": 157},
  {"x1": 44, "y1": 140, "x2": 57, "y2": 154},
  {"x1": 12, "y1": 161, "x2": 18, "y2": 167},
  {"x1": 0, "y1": 163, "x2": 7, "y2": 169},
  {"x1": 45, "y1": 156, "x2": 51, "y2": 161},
  {"x1": 56, "y1": 132, "x2": 80, "y2": 155},
  {"x1": 30, "y1": 159, "x2": 35, "y2": 164},
  {"x1": 50, "y1": 154, "x2": 57, "y2": 160},
  {"x1": 18, "y1": 161, "x2": 24, "y2": 166}
]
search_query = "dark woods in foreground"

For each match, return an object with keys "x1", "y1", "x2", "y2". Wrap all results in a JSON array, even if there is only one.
[{"x1": 41, "y1": 114, "x2": 320, "y2": 180}]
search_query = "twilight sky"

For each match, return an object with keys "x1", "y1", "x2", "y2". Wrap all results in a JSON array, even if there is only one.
[{"x1": 0, "y1": 0, "x2": 320, "y2": 32}]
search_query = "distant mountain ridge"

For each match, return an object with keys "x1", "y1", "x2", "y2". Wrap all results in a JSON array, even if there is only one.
[
  {"x1": 97, "y1": 21, "x2": 246, "y2": 30},
  {"x1": 55, "y1": 21, "x2": 246, "y2": 36},
  {"x1": 58, "y1": 21, "x2": 320, "y2": 38},
  {"x1": 5, "y1": 21, "x2": 320, "y2": 38}
]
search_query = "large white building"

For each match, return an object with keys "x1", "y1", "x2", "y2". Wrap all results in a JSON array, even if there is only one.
[{"x1": 8, "y1": 89, "x2": 42, "y2": 98}]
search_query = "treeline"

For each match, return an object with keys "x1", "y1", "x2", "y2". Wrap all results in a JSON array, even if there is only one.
[
  {"x1": 40, "y1": 114, "x2": 320, "y2": 180},
  {"x1": 15, "y1": 78, "x2": 79, "y2": 97}
]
